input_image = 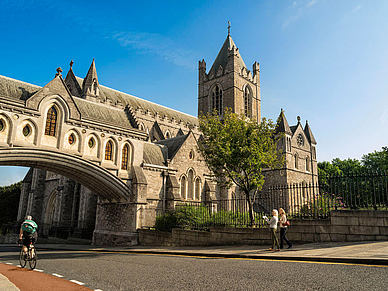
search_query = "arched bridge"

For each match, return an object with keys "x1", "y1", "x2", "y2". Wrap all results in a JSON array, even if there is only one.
[{"x1": 0, "y1": 147, "x2": 131, "y2": 201}]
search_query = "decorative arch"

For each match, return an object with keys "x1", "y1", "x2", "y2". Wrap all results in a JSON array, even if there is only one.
[
  {"x1": 17, "y1": 119, "x2": 38, "y2": 145},
  {"x1": 180, "y1": 175, "x2": 187, "y2": 199},
  {"x1": 85, "y1": 133, "x2": 100, "y2": 158},
  {"x1": 210, "y1": 83, "x2": 223, "y2": 115},
  {"x1": 0, "y1": 113, "x2": 12, "y2": 144},
  {"x1": 64, "y1": 129, "x2": 82, "y2": 152}
]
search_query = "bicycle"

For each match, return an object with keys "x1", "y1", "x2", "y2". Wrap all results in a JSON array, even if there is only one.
[{"x1": 18, "y1": 240, "x2": 37, "y2": 270}]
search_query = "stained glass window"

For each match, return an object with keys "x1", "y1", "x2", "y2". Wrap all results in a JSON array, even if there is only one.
[
  {"x1": 45, "y1": 106, "x2": 57, "y2": 136},
  {"x1": 88, "y1": 137, "x2": 95, "y2": 148},
  {"x1": 121, "y1": 144, "x2": 129, "y2": 170},
  {"x1": 0, "y1": 119, "x2": 4, "y2": 132},
  {"x1": 23, "y1": 125, "x2": 30, "y2": 137},
  {"x1": 68, "y1": 133, "x2": 75, "y2": 145},
  {"x1": 105, "y1": 140, "x2": 113, "y2": 160}
]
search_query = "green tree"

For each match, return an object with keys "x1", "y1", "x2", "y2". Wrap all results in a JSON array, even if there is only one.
[
  {"x1": 198, "y1": 109, "x2": 283, "y2": 225},
  {"x1": 0, "y1": 181, "x2": 22, "y2": 228},
  {"x1": 362, "y1": 146, "x2": 388, "y2": 172}
]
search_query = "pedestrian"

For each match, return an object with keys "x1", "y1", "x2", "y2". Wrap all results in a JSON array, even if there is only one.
[
  {"x1": 263, "y1": 209, "x2": 280, "y2": 251},
  {"x1": 279, "y1": 208, "x2": 292, "y2": 249}
]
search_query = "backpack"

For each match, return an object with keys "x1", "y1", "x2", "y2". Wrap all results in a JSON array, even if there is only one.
[{"x1": 21, "y1": 221, "x2": 37, "y2": 234}]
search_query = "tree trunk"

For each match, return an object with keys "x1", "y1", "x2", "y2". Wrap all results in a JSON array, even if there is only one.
[{"x1": 245, "y1": 191, "x2": 254, "y2": 226}]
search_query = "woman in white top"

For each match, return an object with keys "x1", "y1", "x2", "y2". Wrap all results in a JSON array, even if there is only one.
[
  {"x1": 264, "y1": 209, "x2": 280, "y2": 251},
  {"x1": 279, "y1": 208, "x2": 292, "y2": 249}
]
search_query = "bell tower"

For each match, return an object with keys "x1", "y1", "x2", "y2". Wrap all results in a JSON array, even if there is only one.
[{"x1": 198, "y1": 23, "x2": 261, "y2": 122}]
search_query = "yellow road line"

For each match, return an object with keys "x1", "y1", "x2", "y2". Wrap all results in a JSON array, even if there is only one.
[{"x1": 68, "y1": 249, "x2": 388, "y2": 268}]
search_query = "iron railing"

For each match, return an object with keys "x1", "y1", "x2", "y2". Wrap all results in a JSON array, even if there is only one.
[{"x1": 157, "y1": 172, "x2": 388, "y2": 230}]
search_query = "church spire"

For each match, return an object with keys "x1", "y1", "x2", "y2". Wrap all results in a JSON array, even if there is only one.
[{"x1": 82, "y1": 59, "x2": 99, "y2": 99}]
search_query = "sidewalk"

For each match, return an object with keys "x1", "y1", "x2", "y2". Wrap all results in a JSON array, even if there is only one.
[
  {"x1": 0, "y1": 273, "x2": 20, "y2": 291},
  {"x1": 3, "y1": 240, "x2": 387, "y2": 266}
]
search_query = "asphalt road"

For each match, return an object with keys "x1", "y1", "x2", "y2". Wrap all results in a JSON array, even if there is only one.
[{"x1": 1, "y1": 246, "x2": 387, "y2": 291}]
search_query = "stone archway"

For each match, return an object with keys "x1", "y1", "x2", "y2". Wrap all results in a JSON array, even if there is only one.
[{"x1": 0, "y1": 147, "x2": 131, "y2": 202}]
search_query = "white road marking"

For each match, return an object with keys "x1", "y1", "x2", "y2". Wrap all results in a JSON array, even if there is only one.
[
  {"x1": 52, "y1": 273, "x2": 64, "y2": 278},
  {"x1": 5, "y1": 263, "x2": 13, "y2": 265},
  {"x1": 70, "y1": 280, "x2": 85, "y2": 285},
  {"x1": 33, "y1": 269, "x2": 44, "y2": 272}
]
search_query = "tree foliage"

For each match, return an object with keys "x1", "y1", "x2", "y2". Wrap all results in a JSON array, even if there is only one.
[
  {"x1": 198, "y1": 109, "x2": 284, "y2": 224},
  {"x1": 319, "y1": 147, "x2": 388, "y2": 176},
  {"x1": 0, "y1": 181, "x2": 22, "y2": 227}
]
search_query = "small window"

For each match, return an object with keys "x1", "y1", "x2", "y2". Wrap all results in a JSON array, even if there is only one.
[
  {"x1": 189, "y1": 150, "x2": 194, "y2": 160},
  {"x1": 88, "y1": 137, "x2": 95, "y2": 148},
  {"x1": 105, "y1": 140, "x2": 113, "y2": 161},
  {"x1": 45, "y1": 106, "x2": 57, "y2": 137},
  {"x1": 68, "y1": 133, "x2": 75, "y2": 145},
  {"x1": 165, "y1": 131, "x2": 171, "y2": 139},
  {"x1": 22, "y1": 125, "x2": 31, "y2": 137},
  {"x1": 0, "y1": 119, "x2": 4, "y2": 132},
  {"x1": 294, "y1": 154, "x2": 298, "y2": 169}
]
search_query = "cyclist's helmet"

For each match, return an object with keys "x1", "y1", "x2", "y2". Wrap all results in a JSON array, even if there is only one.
[{"x1": 25, "y1": 215, "x2": 32, "y2": 220}]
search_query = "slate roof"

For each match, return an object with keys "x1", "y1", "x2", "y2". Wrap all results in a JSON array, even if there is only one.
[
  {"x1": 155, "y1": 134, "x2": 189, "y2": 160},
  {"x1": 72, "y1": 98, "x2": 133, "y2": 129},
  {"x1": 209, "y1": 35, "x2": 247, "y2": 75},
  {"x1": 143, "y1": 143, "x2": 167, "y2": 166},
  {"x1": 0, "y1": 75, "x2": 40, "y2": 101},
  {"x1": 73, "y1": 77, "x2": 198, "y2": 126},
  {"x1": 0, "y1": 74, "x2": 198, "y2": 130}
]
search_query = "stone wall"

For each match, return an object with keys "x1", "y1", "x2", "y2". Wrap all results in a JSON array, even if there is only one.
[{"x1": 138, "y1": 210, "x2": 388, "y2": 246}]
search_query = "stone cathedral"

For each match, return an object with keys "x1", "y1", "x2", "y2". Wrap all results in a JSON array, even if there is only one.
[{"x1": 0, "y1": 32, "x2": 317, "y2": 245}]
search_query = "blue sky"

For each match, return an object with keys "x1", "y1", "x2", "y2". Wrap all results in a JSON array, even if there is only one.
[{"x1": 0, "y1": 0, "x2": 387, "y2": 186}]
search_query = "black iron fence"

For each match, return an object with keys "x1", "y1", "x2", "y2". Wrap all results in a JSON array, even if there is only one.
[{"x1": 158, "y1": 172, "x2": 388, "y2": 230}]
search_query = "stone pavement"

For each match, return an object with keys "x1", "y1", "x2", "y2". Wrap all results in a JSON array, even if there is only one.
[
  {"x1": 2, "y1": 240, "x2": 386, "y2": 266},
  {"x1": 0, "y1": 273, "x2": 20, "y2": 291}
]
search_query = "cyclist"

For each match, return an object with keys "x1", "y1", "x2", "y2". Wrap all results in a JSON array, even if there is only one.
[{"x1": 18, "y1": 215, "x2": 38, "y2": 258}]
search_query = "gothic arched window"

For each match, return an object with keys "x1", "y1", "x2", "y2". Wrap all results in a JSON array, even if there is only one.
[
  {"x1": 105, "y1": 140, "x2": 113, "y2": 161},
  {"x1": 45, "y1": 106, "x2": 57, "y2": 136},
  {"x1": 195, "y1": 178, "x2": 201, "y2": 200},
  {"x1": 121, "y1": 144, "x2": 130, "y2": 170},
  {"x1": 180, "y1": 176, "x2": 187, "y2": 199},
  {"x1": 212, "y1": 85, "x2": 223, "y2": 115},
  {"x1": 187, "y1": 169, "x2": 194, "y2": 199},
  {"x1": 244, "y1": 86, "x2": 251, "y2": 117},
  {"x1": 294, "y1": 153, "x2": 298, "y2": 169}
]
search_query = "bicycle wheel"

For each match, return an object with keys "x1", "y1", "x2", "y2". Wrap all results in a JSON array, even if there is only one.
[
  {"x1": 28, "y1": 247, "x2": 37, "y2": 270},
  {"x1": 19, "y1": 248, "x2": 27, "y2": 268}
]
